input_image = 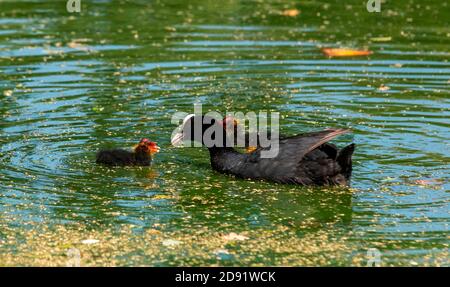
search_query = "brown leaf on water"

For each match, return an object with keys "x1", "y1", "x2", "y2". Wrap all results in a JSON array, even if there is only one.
[
  {"x1": 146, "y1": 229, "x2": 162, "y2": 235},
  {"x1": 378, "y1": 84, "x2": 390, "y2": 91},
  {"x1": 67, "y1": 40, "x2": 96, "y2": 52},
  {"x1": 282, "y1": 9, "x2": 300, "y2": 17},
  {"x1": 322, "y1": 48, "x2": 373, "y2": 57},
  {"x1": 413, "y1": 179, "x2": 443, "y2": 186},
  {"x1": 391, "y1": 63, "x2": 403, "y2": 68}
]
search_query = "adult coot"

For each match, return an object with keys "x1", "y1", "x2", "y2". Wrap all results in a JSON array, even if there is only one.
[{"x1": 172, "y1": 115, "x2": 355, "y2": 186}]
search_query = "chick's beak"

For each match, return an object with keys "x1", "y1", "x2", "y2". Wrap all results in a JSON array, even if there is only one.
[{"x1": 150, "y1": 144, "x2": 160, "y2": 154}]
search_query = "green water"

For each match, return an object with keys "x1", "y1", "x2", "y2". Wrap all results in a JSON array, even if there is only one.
[{"x1": 0, "y1": 0, "x2": 449, "y2": 266}]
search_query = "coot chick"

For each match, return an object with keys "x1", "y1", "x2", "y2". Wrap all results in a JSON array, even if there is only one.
[
  {"x1": 172, "y1": 115, "x2": 355, "y2": 186},
  {"x1": 96, "y1": 138, "x2": 160, "y2": 166}
]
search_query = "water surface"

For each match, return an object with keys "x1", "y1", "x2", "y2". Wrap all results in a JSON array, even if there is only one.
[{"x1": 0, "y1": 0, "x2": 449, "y2": 266}]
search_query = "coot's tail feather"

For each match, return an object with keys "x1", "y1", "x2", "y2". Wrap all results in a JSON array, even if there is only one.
[{"x1": 337, "y1": 143, "x2": 355, "y2": 180}]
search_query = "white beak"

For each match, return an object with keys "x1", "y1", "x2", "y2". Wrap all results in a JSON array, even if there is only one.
[
  {"x1": 171, "y1": 114, "x2": 195, "y2": 147},
  {"x1": 171, "y1": 126, "x2": 184, "y2": 147}
]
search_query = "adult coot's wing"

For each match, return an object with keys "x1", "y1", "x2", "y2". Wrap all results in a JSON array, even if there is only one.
[
  {"x1": 240, "y1": 129, "x2": 350, "y2": 183},
  {"x1": 248, "y1": 129, "x2": 350, "y2": 164},
  {"x1": 292, "y1": 128, "x2": 350, "y2": 156}
]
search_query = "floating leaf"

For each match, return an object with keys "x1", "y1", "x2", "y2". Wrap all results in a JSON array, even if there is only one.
[
  {"x1": 81, "y1": 239, "x2": 99, "y2": 245},
  {"x1": 322, "y1": 48, "x2": 372, "y2": 57},
  {"x1": 282, "y1": 9, "x2": 300, "y2": 17},
  {"x1": 391, "y1": 63, "x2": 403, "y2": 68},
  {"x1": 371, "y1": 36, "x2": 392, "y2": 42},
  {"x1": 162, "y1": 239, "x2": 182, "y2": 247},
  {"x1": 413, "y1": 179, "x2": 443, "y2": 186},
  {"x1": 67, "y1": 39, "x2": 95, "y2": 52},
  {"x1": 146, "y1": 229, "x2": 162, "y2": 235},
  {"x1": 223, "y1": 232, "x2": 249, "y2": 241},
  {"x1": 378, "y1": 85, "x2": 390, "y2": 91},
  {"x1": 3, "y1": 90, "x2": 13, "y2": 97}
]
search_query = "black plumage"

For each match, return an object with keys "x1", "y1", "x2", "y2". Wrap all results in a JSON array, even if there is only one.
[
  {"x1": 172, "y1": 115, "x2": 355, "y2": 186},
  {"x1": 96, "y1": 138, "x2": 159, "y2": 166}
]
